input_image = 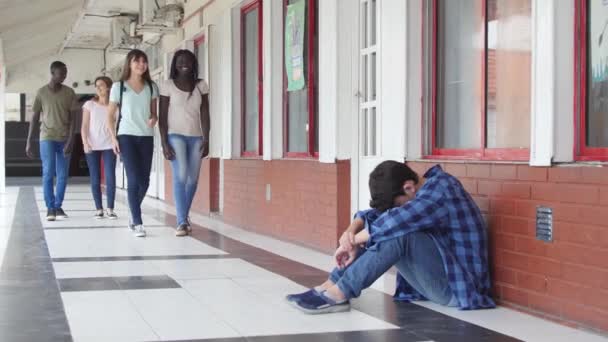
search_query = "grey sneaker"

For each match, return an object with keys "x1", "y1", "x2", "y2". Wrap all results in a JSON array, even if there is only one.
[
  {"x1": 185, "y1": 217, "x2": 192, "y2": 232},
  {"x1": 46, "y1": 209, "x2": 56, "y2": 221},
  {"x1": 175, "y1": 224, "x2": 188, "y2": 237},
  {"x1": 133, "y1": 224, "x2": 146, "y2": 238},
  {"x1": 93, "y1": 210, "x2": 104, "y2": 219},
  {"x1": 106, "y1": 209, "x2": 118, "y2": 220},
  {"x1": 128, "y1": 219, "x2": 135, "y2": 231},
  {"x1": 56, "y1": 208, "x2": 68, "y2": 219}
]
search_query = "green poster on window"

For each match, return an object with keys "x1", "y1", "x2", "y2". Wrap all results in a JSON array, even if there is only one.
[{"x1": 285, "y1": 0, "x2": 306, "y2": 91}]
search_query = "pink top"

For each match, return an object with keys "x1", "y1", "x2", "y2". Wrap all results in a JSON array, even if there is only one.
[{"x1": 82, "y1": 100, "x2": 113, "y2": 151}]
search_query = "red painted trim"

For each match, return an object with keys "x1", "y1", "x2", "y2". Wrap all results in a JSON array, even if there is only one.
[
  {"x1": 258, "y1": 0, "x2": 264, "y2": 156},
  {"x1": 574, "y1": 0, "x2": 608, "y2": 160},
  {"x1": 420, "y1": 0, "x2": 426, "y2": 157},
  {"x1": 428, "y1": 148, "x2": 529, "y2": 161},
  {"x1": 426, "y1": 0, "x2": 530, "y2": 161},
  {"x1": 240, "y1": 0, "x2": 263, "y2": 157},
  {"x1": 282, "y1": 0, "x2": 318, "y2": 158},
  {"x1": 285, "y1": 152, "x2": 315, "y2": 158},
  {"x1": 307, "y1": 0, "x2": 317, "y2": 155},
  {"x1": 241, "y1": 151, "x2": 262, "y2": 158},
  {"x1": 480, "y1": 0, "x2": 487, "y2": 156},
  {"x1": 431, "y1": 0, "x2": 437, "y2": 154},
  {"x1": 574, "y1": 0, "x2": 582, "y2": 159},
  {"x1": 182, "y1": 0, "x2": 216, "y2": 27}
]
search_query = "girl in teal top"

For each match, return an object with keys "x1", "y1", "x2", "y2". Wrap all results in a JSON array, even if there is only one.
[{"x1": 107, "y1": 49, "x2": 158, "y2": 238}]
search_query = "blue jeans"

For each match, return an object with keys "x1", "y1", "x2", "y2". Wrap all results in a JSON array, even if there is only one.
[
  {"x1": 168, "y1": 134, "x2": 203, "y2": 225},
  {"x1": 330, "y1": 231, "x2": 456, "y2": 306},
  {"x1": 39, "y1": 140, "x2": 71, "y2": 210},
  {"x1": 85, "y1": 149, "x2": 117, "y2": 210},
  {"x1": 118, "y1": 135, "x2": 154, "y2": 225}
]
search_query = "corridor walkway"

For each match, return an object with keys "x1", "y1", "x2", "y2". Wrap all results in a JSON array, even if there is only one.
[{"x1": 0, "y1": 181, "x2": 606, "y2": 342}]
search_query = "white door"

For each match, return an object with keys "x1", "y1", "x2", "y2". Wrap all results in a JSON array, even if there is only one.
[
  {"x1": 148, "y1": 72, "x2": 165, "y2": 199},
  {"x1": 355, "y1": 0, "x2": 382, "y2": 211}
]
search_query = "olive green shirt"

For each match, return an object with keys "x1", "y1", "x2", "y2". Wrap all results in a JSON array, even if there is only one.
[{"x1": 32, "y1": 85, "x2": 77, "y2": 141}]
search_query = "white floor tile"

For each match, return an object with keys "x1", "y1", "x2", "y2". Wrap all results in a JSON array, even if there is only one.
[
  {"x1": 53, "y1": 260, "x2": 165, "y2": 279},
  {"x1": 40, "y1": 214, "x2": 163, "y2": 228},
  {"x1": 36, "y1": 200, "x2": 127, "y2": 212},
  {"x1": 125, "y1": 289, "x2": 240, "y2": 340},
  {"x1": 179, "y1": 278, "x2": 397, "y2": 337},
  {"x1": 0, "y1": 196, "x2": 18, "y2": 207},
  {"x1": 61, "y1": 291, "x2": 159, "y2": 342},
  {"x1": 44, "y1": 228, "x2": 227, "y2": 258},
  {"x1": 0, "y1": 208, "x2": 15, "y2": 228},
  {"x1": 232, "y1": 277, "x2": 310, "y2": 302},
  {"x1": 40, "y1": 208, "x2": 130, "y2": 218},
  {"x1": 151, "y1": 258, "x2": 282, "y2": 281}
]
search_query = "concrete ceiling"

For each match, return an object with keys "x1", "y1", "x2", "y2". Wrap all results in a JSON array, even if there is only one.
[
  {"x1": 62, "y1": 0, "x2": 140, "y2": 50},
  {"x1": 0, "y1": 0, "x2": 83, "y2": 67},
  {"x1": 0, "y1": 0, "x2": 139, "y2": 68}
]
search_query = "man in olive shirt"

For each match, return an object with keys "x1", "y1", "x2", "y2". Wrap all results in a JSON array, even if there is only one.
[{"x1": 26, "y1": 61, "x2": 77, "y2": 221}]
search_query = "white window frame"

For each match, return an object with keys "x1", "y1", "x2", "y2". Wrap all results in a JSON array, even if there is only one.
[{"x1": 359, "y1": 0, "x2": 380, "y2": 158}]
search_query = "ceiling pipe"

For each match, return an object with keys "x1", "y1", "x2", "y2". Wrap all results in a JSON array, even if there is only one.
[{"x1": 57, "y1": 0, "x2": 98, "y2": 55}]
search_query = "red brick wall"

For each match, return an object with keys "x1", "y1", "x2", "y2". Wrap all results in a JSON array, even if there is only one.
[
  {"x1": 408, "y1": 161, "x2": 608, "y2": 334},
  {"x1": 221, "y1": 159, "x2": 351, "y2": 253},
  {"x1": 164, "y1": 157, "x2": 220, "y2": 217}
]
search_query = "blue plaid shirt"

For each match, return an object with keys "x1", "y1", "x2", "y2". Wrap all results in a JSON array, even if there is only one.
[{"x1": 355, "y1": 165, "x2": 495, "y2": 310}]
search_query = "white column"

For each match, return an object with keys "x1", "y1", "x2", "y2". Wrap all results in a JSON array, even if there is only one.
[
  {"x1": 318, "y1": 0, "x2": 339, "y2": 163},
  {"x1": 0, "y1": 39, "x2": 5, "y2": 193},
  {"x1": 380, "y1": 0, "x2": 407, "y2": 160},
  {"x1": 553, "y1": 0, "x2": 575, "y2": 162},
  {"x1": 220, "y1": 9, "x2": 234, "y2": 159},
  {"x1": 530, "y1": 0, "x2": 556, "y2": 166},
  {"x1": 263, "y1": 0, "x2": 284, "y2": 159}
]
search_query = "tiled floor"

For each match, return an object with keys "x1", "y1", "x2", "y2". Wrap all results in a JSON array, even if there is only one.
[{"x1": 0, "y1": 182, "x2": 607, "y2": 342}]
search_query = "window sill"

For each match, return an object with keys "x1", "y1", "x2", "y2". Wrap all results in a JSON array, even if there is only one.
[{"x1": 411, "y1": 158, "x2": 529, "y2": 165}]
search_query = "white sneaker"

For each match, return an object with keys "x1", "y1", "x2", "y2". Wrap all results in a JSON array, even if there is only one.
[
  {"x1": 133, "y1": 224, "x2": 146, "y2": 238},
  {"x1": 93, "y1": 210, "x2": 104, "y2": 220},
  {"x1": 106, "y1": 209, "x2": 118, "y2": 220}
]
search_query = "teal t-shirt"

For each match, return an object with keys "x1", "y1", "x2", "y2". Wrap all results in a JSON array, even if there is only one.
[{"x1": 110, "y1": 81, "x2": 158, "y2": 136}]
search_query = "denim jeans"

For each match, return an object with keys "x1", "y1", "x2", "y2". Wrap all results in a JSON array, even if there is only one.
[
  {"x1": 39, "y1": 140, "x2": 71, "y2": 210},
  {"x1": 330, "y1": 231, "x2": 456, "y2": 306},
  {"x1": 85, "y1": 149, "x2": 117, "y2": 210},
  {"x1": 168, "y1": 134, "x2": 203, "y2": 225},
  {"x1": 118, "y1": 135, "x2": 154, "y2": 225}
]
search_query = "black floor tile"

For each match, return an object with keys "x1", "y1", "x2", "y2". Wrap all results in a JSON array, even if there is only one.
[
  {"x1": 57, "y1": 275, "x2": 181, "y2": 292},
  {"x1": 115, "y1": 275, "x2": 181, "y2": 290},
  {"x1": 58, "y1": 277, "x2": 120, "y2": 292},
  {"x1": 0, "y1": 188, "x2": 73, "y2": 342}
]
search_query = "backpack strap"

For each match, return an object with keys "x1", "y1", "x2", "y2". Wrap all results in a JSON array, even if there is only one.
[{"x1": 116, "y1": 81, "x2": 125, "y2": 133}]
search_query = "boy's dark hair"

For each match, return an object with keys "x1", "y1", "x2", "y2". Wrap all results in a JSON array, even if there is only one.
[
  {"x1": 369, "y1": 161, "x2": 419, "y2": 212},
  {"x1": 50, "y1": 61, "x2": 66, "y2": 72}
]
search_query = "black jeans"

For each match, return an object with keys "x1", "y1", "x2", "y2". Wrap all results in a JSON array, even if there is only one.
[{"x1": 118, "y1": 135, "x2": 154, "y2": 225}]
